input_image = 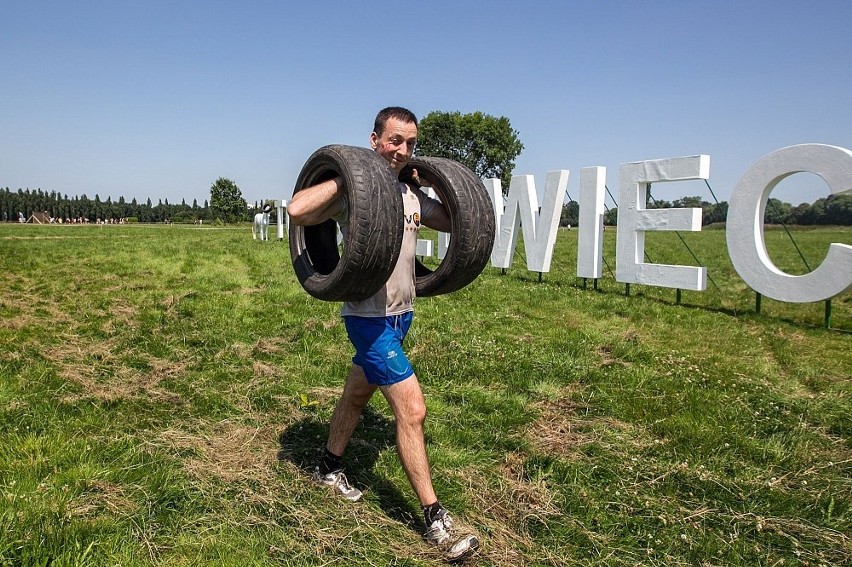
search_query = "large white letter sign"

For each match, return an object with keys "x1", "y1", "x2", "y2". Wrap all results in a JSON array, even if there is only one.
[
  {"x1": 616, "y1": 155, "x2": 709, "y2": 290},
  {"x1": 276, "y1": 199, "x2": 288, "y2": 240},
  {"x1": 490, "y1": 171, "x2": 569, "y2": 272},
  {"x1": 577, "y1": 166, "x2": 606, "y2": 278},
  {"x1": 726, "y1": 144, "x2": 852, "y2": 303}
]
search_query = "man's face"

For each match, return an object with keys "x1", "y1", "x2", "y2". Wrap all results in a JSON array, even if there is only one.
[{"x1": 370, "y1": 117, "x2": 417, "y2": 172}]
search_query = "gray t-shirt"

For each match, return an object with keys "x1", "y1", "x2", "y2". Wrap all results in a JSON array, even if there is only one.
[{"x1": 336, "y1": 182, "x2": 441, "y2": 317}]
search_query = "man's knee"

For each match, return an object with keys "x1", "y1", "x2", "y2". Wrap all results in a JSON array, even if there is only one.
[
  {"x1": 392, "y1": 377, "x2": 428, "y2": 428},
  {"x1": 405, "y1": 400, "x2": 427, "y2": 428},
  {"x1": 340, "y1": 366, "x2": 376, "y2": 408},
  {"x1": 342, "y1": 388, "x2": 373, "y2": 412}
]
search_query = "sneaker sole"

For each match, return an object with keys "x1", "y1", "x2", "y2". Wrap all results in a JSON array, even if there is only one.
[
  {"x1": 313, "y1": 472, "x2": 363, "y2": 502},
  {"x1": 340, "y1": 491, "x2": 362, "y2": 502},
  {"x1": 317, "y1": 481, "x2": 362, "y2": 502},
  {"x1": 445, "y1": 535, "x2": 479, "y2": 562}
]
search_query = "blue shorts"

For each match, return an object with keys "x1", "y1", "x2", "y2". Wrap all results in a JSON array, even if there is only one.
[{"x1": 343, "y1": 313, "x2": 414, "y2": 386}]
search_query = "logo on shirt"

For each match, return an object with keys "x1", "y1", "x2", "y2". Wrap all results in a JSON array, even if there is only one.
[{"x1": 403, "y1": 212, "x2": 421, "y2": 228}]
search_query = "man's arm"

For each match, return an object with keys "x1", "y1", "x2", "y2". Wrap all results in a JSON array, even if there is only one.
[
  {"x1": 288, "y1": 177, "x2": 345, "y2": 226},
  {"x1": 422, "y1": 201, "x2": 451, "y2": 232},
  {"x1": 410, "y1": 182, "x2": 451, "y2": 232}
]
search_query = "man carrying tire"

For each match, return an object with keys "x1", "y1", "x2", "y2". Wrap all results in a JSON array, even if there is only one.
[{"x1": 287, "y1": 107, "x2": 480, "y2": 562}]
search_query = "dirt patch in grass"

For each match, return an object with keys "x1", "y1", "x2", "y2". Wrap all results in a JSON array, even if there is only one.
[
  {"x1": 251, "y1": 360, "x2": 279, "y2": 379},
  {"x1": 0, "y1": 312, "x2": 28, "y2": 331},
  {"x1": 303, "y1": 317, "x2": 340, "y2": 331},
  {"x1": 160, "y1": 420, "x2": 280, "y2": 484},
  {"x1": 498, "y1": 450, "x2": 560, "y2": 518},
  {"x1": 48, "y1": 338, "x2": 188, "y2": 404},
  {"x1": 0, "y1": 282, "x2": 75, "y2": 330},
  {"x1": 68, "y1": 479, "x2": 138, "y2": 519},
  {"x1": 527, "y1": 390, "x2": 654, "y2": 459},
  {"x1": 160, "y1": 290, "x2": 196, "y2": 312},
  {"x1": 595, "y1": 344, "x2": 628, "y2": 367},
  {"x1": 239, "y1": 286, "x2": 265, "y2": 295},
  {"x1": 459, "y1": 451, "x2": 562, "y2": 564},
  {"x1": 307, "y1": 386, "x2": 344, "y2": 405},
  {"x1": 527, "y1": 395, "x2": 589, "y2": 457},
  {"x1": 253, "y1": 336, "x2": 292, "y2": 356},
  {"x1": 105, "y1": 301, "x2": 139, "y2": 331},
  {"x1": 3, "y1": 273, "x2": 168, "y2": 404}
]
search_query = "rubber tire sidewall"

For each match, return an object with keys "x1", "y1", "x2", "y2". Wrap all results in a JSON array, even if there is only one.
[
  {"x1": 400, "y1": 157, "x2": 496, "y2": 296},
  {"x1": 289, "y1": 145, "x2": 404, "y2": 302}
]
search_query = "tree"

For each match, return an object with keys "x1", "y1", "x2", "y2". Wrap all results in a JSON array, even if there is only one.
[
  {"x1": 703, "y1": 201, "x2": 728, "y2": 225},
  {"x1": 823, "y1": 193, "x2": 852, "y2": 225},
  {"x1": 804, "y1": 199, "x2": 826, "y2": 225},
  {"x1": 672, "y1": 196, "x2": 706, "y2": 209},
  {"x1": 209, "y1": 177, "x2": 246, "y2": 223},
  {"x1": 560, "y1": 201, "x2": 579, "y2": 227},
  {"x1": 789, "y1": 202, "x2": 811, "y2": 225},
  {"x1": 764, "y1": 198, "x2": 792, "y2": 224},
  {"x1": 416, "y1": 110, "x2": 524, "y2": 194}
]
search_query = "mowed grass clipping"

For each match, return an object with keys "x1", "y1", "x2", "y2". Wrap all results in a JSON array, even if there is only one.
[{"x1": 0, "y1": 223, "x2": 850, "y2": 566}]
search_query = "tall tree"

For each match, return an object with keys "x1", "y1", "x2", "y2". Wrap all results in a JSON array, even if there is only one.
[
  {"x1": 560, "y1": 201, "x2": 579, "y2": 227},
  {"x1": 416, "y1": 110, "x2": 524, "y2": 193},
  {"x1": 209, "y1": 177, "x2": 246, "y2": 223},
  {"x1": 764, "y1": 198, "x2": 792, "y2": 224},
  {"x1": 823, "y1": 193, "x2": 852, "y2": 225}
]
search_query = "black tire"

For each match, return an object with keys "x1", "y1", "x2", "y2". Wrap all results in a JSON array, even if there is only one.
[
  {"x1": 289, "y1": 145, "x2": 404, "y2": 302},
  {"x1": 399, "y1": 157, "x2": 496, "y2": 296}
]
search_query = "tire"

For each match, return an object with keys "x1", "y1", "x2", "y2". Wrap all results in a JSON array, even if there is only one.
[
  {"x1": 399, "y1": 157, "x2": 496, "y2": 296},
  {"x1": 289, "y1": 145, "x2": 404, "y2": 302}
]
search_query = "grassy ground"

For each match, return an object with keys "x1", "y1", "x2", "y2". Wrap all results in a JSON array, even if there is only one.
[{"x1": 0, "y1": 223, "x2": 849, "y2": 566}]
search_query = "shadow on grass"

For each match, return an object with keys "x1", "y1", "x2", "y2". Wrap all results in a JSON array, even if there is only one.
[{"x1": 277, "y1": 406, "x2": 423, "y2": 534}]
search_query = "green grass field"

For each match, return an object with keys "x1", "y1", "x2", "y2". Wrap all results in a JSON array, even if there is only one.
[{"x1": 1, "y1": 223, "x2": 850, "y2": 566}]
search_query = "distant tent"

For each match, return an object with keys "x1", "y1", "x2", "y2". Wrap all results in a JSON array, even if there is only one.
[{"x1": 26, "y1": 211, "x2": 50, "y2": 224}]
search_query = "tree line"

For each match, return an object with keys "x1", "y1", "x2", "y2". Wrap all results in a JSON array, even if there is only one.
[
  {"x1": 560, "y1": 193, "x2": 852, "y2": 227},
  {"x1": 3, "y1": 108, "x2": 850, "y2": 227},
  {"x1": 4, "y1": 185, "x2": 850, "y2": 227},
  {"x1": 0, "y1": 187, "x2": 269, "y2": 224}
]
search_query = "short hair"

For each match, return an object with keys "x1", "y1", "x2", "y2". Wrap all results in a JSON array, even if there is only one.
[{"x1": 373, "y1": 106, "x2": 418, "y2": 136}]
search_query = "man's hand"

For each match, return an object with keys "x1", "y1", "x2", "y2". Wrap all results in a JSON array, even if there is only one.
[
  {"x1": 400, "y1": 168, "x2": 426, "y2": 189},
  {"x1": 400, "y1": 168, "x2": 432, "y2": 189},
  {"x1": 411, "y1": 168, "x2": 426, "y2": 188}
]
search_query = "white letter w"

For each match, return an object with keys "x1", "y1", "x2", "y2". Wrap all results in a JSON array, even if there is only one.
[{"x1": 487, "y1": 170, "x2": 569, "y2": 273}]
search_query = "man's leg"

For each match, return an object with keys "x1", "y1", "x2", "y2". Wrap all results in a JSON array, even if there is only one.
[
  {"x1": 326, "y1": 364, "x2": 377, "y2": 456},
  {"x1": 314, "y1": 364, "x2": 376, "y2": 502},
  {"x1": 379, "y1": 373, "x2": 436, "y2": 506},
  {"x1": 380, "y1": 373, "x2": 480, "y2": 559}
]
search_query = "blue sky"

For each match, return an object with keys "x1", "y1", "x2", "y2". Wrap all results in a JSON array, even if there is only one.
[{"x1": 2, "y1": 1, "x2": 850, "y2": 208}]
